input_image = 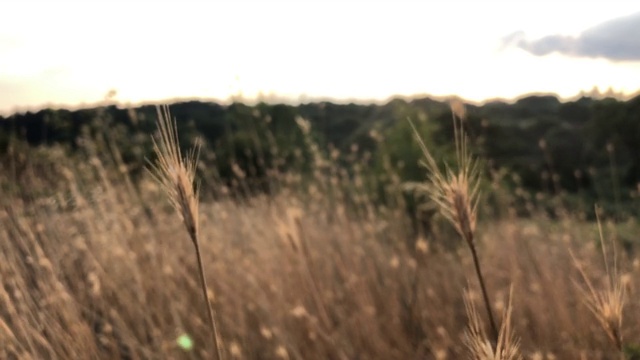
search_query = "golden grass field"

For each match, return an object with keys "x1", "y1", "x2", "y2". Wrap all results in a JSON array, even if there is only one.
[{"x1": 1, "y1": 108, "x2": 638, "y2": 359}]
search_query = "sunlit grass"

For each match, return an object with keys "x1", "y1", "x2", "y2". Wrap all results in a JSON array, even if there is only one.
[{"x1": 0, "y1": 107, "x2": 638, "y2": 359}]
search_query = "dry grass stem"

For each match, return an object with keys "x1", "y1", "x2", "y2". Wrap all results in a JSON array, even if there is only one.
[
  {"x1": 148, "y1": 105, "x2": 224, "y2": 360},
  {"x1": 409, "y1": 106, "x2": 498, "y2": 343}
]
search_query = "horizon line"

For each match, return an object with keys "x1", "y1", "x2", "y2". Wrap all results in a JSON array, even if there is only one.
[{"x1": 2, "y1": 88, "x2": 639, "y2": 117}]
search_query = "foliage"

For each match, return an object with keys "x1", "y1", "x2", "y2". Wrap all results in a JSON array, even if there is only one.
[{"x1": 1, "y1": 94, "x2": 640, "y2": 217}]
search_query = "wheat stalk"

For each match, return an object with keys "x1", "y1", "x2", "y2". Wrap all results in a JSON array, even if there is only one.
[
  {"x1": 148, "y1": 105, "x2": 224, "y2": 360},
  {"x1": 408, "y1": 106, "x2": 499, "y2": 343}
]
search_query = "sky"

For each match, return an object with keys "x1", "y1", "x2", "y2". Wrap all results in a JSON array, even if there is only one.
[{"x1": 1, "y1": 1, "x2": 639, "y2": 115}]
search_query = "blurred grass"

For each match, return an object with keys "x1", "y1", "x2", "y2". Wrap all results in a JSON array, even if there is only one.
[{"x1": 0, "y1": 109, "x2": 639, "y2": 359}]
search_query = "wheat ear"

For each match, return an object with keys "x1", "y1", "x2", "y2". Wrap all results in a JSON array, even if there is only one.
[
  {"x1": 409, "y1": 108, "x2": 499, "y2": 343},
  {"x1": 148, "y1": 105, "x2": 224, "y2": 360}
]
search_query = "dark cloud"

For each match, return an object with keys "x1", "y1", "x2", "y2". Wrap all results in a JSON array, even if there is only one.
[{"x1": 503, "y1": 12, "x2": 640, "y2": 61}]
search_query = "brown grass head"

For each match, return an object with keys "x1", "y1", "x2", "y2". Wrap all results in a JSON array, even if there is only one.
[
  {"x1": 409, "y1": 108, "x2": 480, "y2": 245},
  {"x1": 409, "y1": 104, "x2": 498, "y2": 342},
  {"x1": 147, "y1": 105, "x2": 224, "y2": 360},
  {"x1": 571, "y1": 207, "x2": 625, "y2": 350},
  {"x1": 464, "y1": 286, "x2": 522, "y2": 360},
  {"x1": 580, "y1": 280, "x2": 625, "y2": 350},
  {"x1": 148, "y1": 105, "x2": 201, "y2": 241}
]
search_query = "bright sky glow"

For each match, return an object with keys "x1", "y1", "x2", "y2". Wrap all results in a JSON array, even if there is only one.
[{"x1": 1, "y1": 1, "x2": 639, "y2": 115}]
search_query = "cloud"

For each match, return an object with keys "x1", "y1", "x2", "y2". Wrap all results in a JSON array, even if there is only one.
[{"x1": 504, "y1": 12, "x2": 640, "y2": 61}]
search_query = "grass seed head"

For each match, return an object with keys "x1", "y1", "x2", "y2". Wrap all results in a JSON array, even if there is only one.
[
  {"x1": 148, "y1": 105, "x2": 200, "y2": 241},
  {"x1": 464, "y1": 286, "x2": 522, "y2": 360},
  {"x1": 571, "y1": 208, "x2": 625, "y2": 350},
  {"x1": 409, "y1": 108, "x2": 480, "y2": 245}
]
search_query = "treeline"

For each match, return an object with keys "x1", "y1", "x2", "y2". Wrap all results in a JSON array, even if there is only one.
[{"x1": 1, "y1": 95, "x2": 639, "y2": 213}]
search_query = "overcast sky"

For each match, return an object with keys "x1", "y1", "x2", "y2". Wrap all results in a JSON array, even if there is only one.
[{"x1": 1, "y1": 1, "x2": 639, "y2": 115}]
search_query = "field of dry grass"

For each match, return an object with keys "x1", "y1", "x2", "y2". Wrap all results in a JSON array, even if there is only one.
[{"x1": 1, "y1": 109, "x2": 639, "y2": 359}]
